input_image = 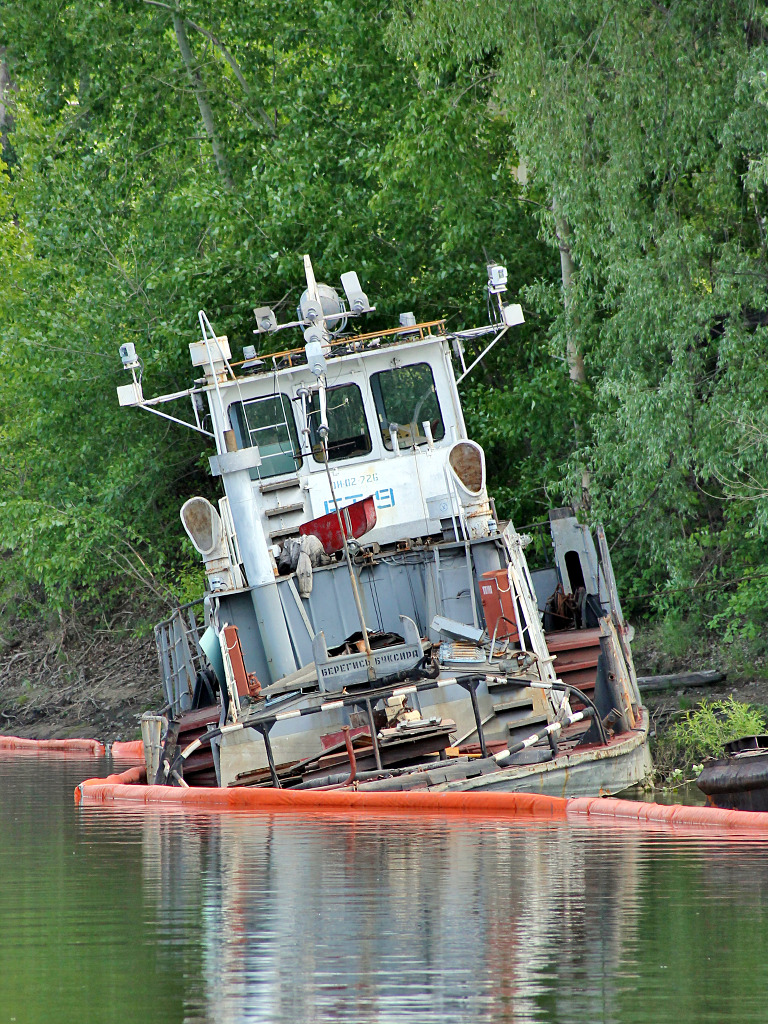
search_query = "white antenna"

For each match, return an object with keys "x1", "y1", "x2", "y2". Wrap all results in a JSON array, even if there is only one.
[{"x1": 302, "y1": 254, "x2": 322, "y2": 320}]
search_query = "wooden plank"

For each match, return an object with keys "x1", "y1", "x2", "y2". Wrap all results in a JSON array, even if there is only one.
[
  {"x1": 269, "y1": 525, "x2": 301, "y2": 540},
  {"x1": 637, "y1": 670, "x2": 725, "y2": 692},
  {"x1": 545, "y1": 628, "x2": 602, "y2": 650},
  {"x1": 260, "y1": 477, "x2": 301, "y2": 494}
]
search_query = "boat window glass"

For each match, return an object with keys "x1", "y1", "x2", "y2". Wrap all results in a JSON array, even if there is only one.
[
  {"x1": 308, "y1": 383, "x2": 372, "y2": 462},
  {"x1": 229, "y1": 395, "x2": 302, "y2": 478},
  {"x1": 371, "y1": 363, "x2": 445, "y2": 450}
]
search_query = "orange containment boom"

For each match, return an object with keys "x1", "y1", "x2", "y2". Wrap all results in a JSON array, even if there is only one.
[
  {"x1": 73, "y1": 771, "x2": 768, "y2": 830},
  {"x1": 110, "y1": 739, "x2": 145, "y2": 760},
  {"x1": 75, "y1": 773, "x2": 567, "y2": 818},
  {"x1": 1, "y1": 736, "x2": 105, "y2": 754},
  {"x1": 567, "y1": 796, "x2": 768, "y2": 831}
]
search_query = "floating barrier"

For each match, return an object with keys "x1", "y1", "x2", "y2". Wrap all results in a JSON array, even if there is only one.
[
  {"x1": 567, "y1": 796, "x2": 768, "y2": 831},
  {"x1": 0, "y1": 736, "x2": 105, "y2": 755},
  {"x1": 110, "y1": 739, "x2": 145, "y2": 760},
  {"x1": 0, "y1": 735, "x2": 146, "y2": 758},
  {"x1": 77, "y1": 765, "x2": 146, "y2": 788},
  {"x1": 73, "y1": 771, "x2": 768, "y2": 830},
  {"x1": 75, "y1": 773, "x2": 567, "y2": 818}
]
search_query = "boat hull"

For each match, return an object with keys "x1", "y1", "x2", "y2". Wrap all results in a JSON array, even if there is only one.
[
  {"x1": 697, "y1": 750, "x2": 768, "y2": 812},
  {"x1": 437, "y1": 713, "x2": 652, "y2": 799}
]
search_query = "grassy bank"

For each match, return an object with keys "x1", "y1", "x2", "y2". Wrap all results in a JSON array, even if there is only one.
[{"x1": 633, "y1": 616, "x2": 768, "y2": 788}]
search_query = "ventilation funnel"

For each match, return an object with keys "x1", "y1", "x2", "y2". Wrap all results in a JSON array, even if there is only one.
[
  {"x1": 447, "y1": 441, "x2": 493, "y2": 539},
  {"x1": 448, "y1": 441, "x2": 486, "y2": 497},
  {"x1": 180, "y1": 497, "x2": 238, "y2": 592}
]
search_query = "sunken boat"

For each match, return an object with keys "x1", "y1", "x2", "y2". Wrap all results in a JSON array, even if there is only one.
[
  {"x1": 697, "y1": 736, "x2": 768, "y2": 812},
  {"x1": 117, "y1": 256, "x2": 652, "y2": 795}
]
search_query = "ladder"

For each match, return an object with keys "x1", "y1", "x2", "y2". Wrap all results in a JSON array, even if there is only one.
[
  {"x1": 501, "y1": 523, "x2": 570, "y2": 715},
  {"x1": 154, "y1": 601, "x2": 207, "y2": 716}
]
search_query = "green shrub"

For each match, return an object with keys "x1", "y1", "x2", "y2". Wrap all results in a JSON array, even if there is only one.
[{"x1": 655, "y1": 698, "x2": 767, "y2": 784}]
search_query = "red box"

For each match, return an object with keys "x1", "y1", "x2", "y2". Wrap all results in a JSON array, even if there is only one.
[{"x1": 479, "y1": 569, "x2": 520, "y2": 642}]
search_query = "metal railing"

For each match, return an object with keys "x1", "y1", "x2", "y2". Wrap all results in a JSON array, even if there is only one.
[{"x1": 154, "y1": 600, "x2": 207, "y2": 716}]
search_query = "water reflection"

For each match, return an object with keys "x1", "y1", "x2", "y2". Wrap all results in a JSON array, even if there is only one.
[
  {"x1": 4, "y1": 755, "x2": 768, "y2": 1024},
  {"x1": 131, "y1": 811, "x2": 652, "y2": 1024}
]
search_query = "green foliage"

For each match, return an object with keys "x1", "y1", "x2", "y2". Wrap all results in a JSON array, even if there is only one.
[
  {"x1": 0, "y1": 0, "x2": 548, "y2": 609},
  {"x1": 655, "y1": 698, "x2": 767, "y2": 783},
  {"x1": 1, "y1": 0, "x2": 768, "y2": 642},
  {"x1": 392, "y1": 2, "x2": 768, "y2": 636}
]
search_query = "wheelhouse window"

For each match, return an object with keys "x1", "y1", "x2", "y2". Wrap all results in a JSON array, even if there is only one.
[
  {"x1": 308, "y1": 383, "x2": 372, "y2": 463},
  {"x1": 371, "y1": 362, "x2": 445, "y2": 450},
  {"x1": 229, "y1": 395, "x2": 301, "y2": 479}
]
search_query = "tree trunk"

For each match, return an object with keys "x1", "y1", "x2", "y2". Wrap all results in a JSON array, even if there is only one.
[
  {"x1": 554, "y1": 202, "x2": 591, "y2": 508},
  {"x1": 0, "y1": 46, "x2": 14, "y2": 157},
  {"x1": 172, "y1": 14, "x2": 234, "y2": 189}
]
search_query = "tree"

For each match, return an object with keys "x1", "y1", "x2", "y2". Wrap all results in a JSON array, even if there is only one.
[
  {"x1": 391, "y1": 1, "x2": 768, "y2": 626},
  {"x1": 0, "y1": 0, "x2": 547, "y2": 610}
]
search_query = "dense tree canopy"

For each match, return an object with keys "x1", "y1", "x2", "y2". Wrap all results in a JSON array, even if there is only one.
[
  {"x1": 0, "y1": 0, "x2": 551, "y2": 611},
  {"x1": 1, "y1": 1, "x2": 768, "y2": 636},
  {"x1": 393, "y1": 1, "x2": 768, "y2": 631}
]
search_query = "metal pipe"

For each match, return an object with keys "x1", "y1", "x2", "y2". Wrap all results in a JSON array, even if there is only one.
[
  {"x1": 364, "y1": 698, "x2": 383, "y2": 771},
  {"x1": 389, "y1": 424, "x2": 400, "y2": 455},
  {"x1": 322, "y1": 443, "x2": 374, "y2": 670},
  {"x1": 494, "y1": 709, "x2": 591, "y2": 764},
  {"x1": 293, "y1": 769, "x2": 394, "y2": 789},
  {"x1": 457, "y1": 677, "x2": 488, "y2": 758},
  {"x1": 489, "y1": 615, "x2": 517, "y2": 660},
  {"x1": 456, "y1": 325, "x2": 510, "y2": 384},
  {"x1": 443, "y1": 466, "x2": 461, "y2": 543},
  {"x1": 221, "y1": 466, "x2": 297, "y2": 682},
  {"x1": 313, "y1": 726, "x2": 359, "y2": 791},
  {"x1": 198, "y1": 310, "x2": 229, "y2": 455},
  {"x1": 341, "y1": 726, "x2": 358, "y2": 786},
  {"x1": 469, "y1": 684, "x2": 488, "y2": 758},
  {"x1": 256, "y1": 723, "x2": 281, "y2": 788},
  {"x1": 464, "y1": 540, "x2": 479, "y2": 629},
  {"x1": 137, "y1": 403, "x2": 215, "y2": 437}
]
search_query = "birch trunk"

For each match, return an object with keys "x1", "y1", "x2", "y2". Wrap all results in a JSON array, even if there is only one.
[
  {"x1": 554, "y1": 203, "x2": 591, "y2": 508},
  {"x1": 172, "y1": 14, "x2": 234, "y2": 189}
]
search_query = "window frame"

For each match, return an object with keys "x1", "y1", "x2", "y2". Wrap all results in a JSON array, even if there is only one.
[
  {"x1": 228, "y1": 393, "x2": 302, "y2": 479},
  {"x1": 307, "y1": 381, "x2": 373, "y2": 464},
  {"x1": 370, "y1": 361, "x2": 446, "y2": 451}
]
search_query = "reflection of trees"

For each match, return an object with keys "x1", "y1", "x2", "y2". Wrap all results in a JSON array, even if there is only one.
[
  {"x1": 622, "y1": 835, "x2": 768, "y2": 1023},
  {"x1": 137, "y1": 808, "x2": 768, "y2": 1024}
]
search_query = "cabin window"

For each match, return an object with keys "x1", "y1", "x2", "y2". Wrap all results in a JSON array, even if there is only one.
[
  {"x1": 308, "y1": 383, "x2": 372, "y2": 462},
  {"x1": 229, "y1": 395, "x2": 302, "y2": 479},
  {"x1": 371, "y1": 363, "x2": 445, "y2": 450}
]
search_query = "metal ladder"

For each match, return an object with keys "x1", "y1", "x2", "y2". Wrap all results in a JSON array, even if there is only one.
[{"x1": 154, "y1": 601, "x2": 207, "y2": 716}]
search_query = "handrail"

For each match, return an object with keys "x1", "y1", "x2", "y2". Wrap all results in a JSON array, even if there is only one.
[
  {"x1": 175, "y1": 670, "x2": 605, "y2": 787},
  {"x1": 230, "y1": 320, "x2": 448, "y2": 370}
]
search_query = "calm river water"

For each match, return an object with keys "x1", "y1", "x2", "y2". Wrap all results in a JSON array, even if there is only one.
[{"x1": 2, "y1": 753, "x2": 768, "y2": 1024}]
